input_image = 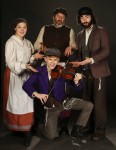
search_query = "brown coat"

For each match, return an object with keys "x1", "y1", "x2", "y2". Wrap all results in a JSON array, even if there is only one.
[{"x1": 77, "y1": 25, "x2": 111, "y2": 79}]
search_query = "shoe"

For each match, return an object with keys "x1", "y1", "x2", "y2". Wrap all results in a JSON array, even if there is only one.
[
  {"x1": 71, "y1": 125, "x2": 84, "y2": 138},
  {"x1": 92, "y1": 132, "x2": 105, "y2": 141},
  {"x1": 31, "y1": 126, "x2": 38, "y2": 136},
  {"x1": 24, "y1": 132, "x2": 31, "y2": 147},
  {"x1": 11, "y1": 131, "x2": 24, "y2": 137},
  {"x1": 59, "y1": 126, "x2": 69, "y2": 136}
]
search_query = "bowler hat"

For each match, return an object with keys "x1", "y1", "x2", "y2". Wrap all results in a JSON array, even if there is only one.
[{"x1": 44, "y1": 48, "x2": 61, "y2": 57}]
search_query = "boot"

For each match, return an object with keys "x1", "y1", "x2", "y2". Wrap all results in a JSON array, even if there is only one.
[
  {"x1": 71, "y1": 125, "x2": 84, "y2": 138},
  {"x1": 24, "y1": 131, "x2": 31, "y2": 147}
]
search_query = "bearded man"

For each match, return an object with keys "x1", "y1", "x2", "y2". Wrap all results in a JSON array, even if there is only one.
[
  {"x1": 70, "y1": 7, "x2": 111, "y2": 141},
  {"x1": 34, "y1": 7, "x2": 77, "y2": 62}
]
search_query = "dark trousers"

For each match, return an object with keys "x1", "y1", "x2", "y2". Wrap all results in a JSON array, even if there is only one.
[
  {"x1": 33, "y1": 98, "x2": 45, "y2": 128},
  {"x1": 82, "y1": 74, "x2": 107, "y2": 133}
]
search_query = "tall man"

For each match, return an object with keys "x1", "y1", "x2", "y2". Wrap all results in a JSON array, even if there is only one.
[{"x1": 71, "y1": 7, "x2": 111, "y2": 140}]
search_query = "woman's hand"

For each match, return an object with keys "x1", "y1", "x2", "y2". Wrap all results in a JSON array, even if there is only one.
[
  {"x1": 26, "y1": 64, "x2": 38, "y2": 72},
  {"x1": 33, "y1": 51, "x2": 44, "y2": 60}
]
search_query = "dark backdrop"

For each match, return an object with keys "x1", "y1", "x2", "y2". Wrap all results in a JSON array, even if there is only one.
[{"x1": 1, "y1": 0, "x2": 116, "y2": 112}]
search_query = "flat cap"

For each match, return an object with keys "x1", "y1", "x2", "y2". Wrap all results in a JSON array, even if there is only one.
[{"x1": 44, "y1": 48, "x2": 61, "y2": 57}]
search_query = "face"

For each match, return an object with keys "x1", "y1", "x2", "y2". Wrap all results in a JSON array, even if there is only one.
[
  {"x1": 80, "y1": 15, "x2": 93, "y2": 28},
  {"x1": 44, "y1": 56, "x2": 60, "y2": 71},
  {"x1": 15, "y1": 22, "x2": 27, "y2": 39},
  {"x1": 53, "y1": 13, "x2": 66, "y2": 27}
]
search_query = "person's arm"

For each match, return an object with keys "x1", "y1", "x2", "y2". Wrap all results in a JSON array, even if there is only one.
[
  {"x1": 67, "y1": 73, "x2": 84, "y2": 92},
  {"x1": 34, "y1": 26, "x2": 45, "y2": 50},
  {"x1": 92, "y1": 28, "x2": 110, "y2": 63},
  {"x1": 32, "y1": 92, "x2": 48, "y2": 104},
  {"x1": 22, "y1": 72, "x2": 48, "y2": 104},
  {"x1": 22, "y1": 72, "x2": 39, "y2": 97},
  {"x1": 64, "y1": 29, "x2": 77, "y2": 56},
  {"x1": 5, "y1": 40, "x2": 27, "y2": 74},
  {"x1": 69, "y1": 28, "x2": 77, "y2": 50}
]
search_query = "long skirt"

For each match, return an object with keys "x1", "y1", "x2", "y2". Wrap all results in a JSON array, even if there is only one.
[{"x1": 3, "y1": 68, "x2": 34, "y2": 131}]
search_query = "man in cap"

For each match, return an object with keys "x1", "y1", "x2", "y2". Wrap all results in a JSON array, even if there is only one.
[
  {"x1": 23, "y1": 48, "x2": 93, "y2": 143},
  {"x1": 70, "y1": 7, "x2": 111, "y2": 141},
  {"x1": 34, "y1": 7, "x2": 77, "y2": 62}
]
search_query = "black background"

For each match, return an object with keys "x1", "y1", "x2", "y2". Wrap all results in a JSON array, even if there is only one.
[{"x1": 1, "y1": 0, "x2": 116, "y2": 111}]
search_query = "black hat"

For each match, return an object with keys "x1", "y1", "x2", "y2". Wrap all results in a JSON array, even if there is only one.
[
  {"x1": 44, "y1": 48, "x2": 61, "y2": 57},
  {"x1": 53, "y1": 7, "x2": 67, "y2": 17},
  {"x1": 78, "y1": 7, "x2": 94, "y2": 17}
]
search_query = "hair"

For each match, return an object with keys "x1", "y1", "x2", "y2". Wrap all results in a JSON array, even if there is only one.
[
  {"x1": 9, "y1": 18, "x2": 28, "y2": 35},
  {"x1": 53, "y1": 7, "x2": 67, "y2": 17},
  {"x1": 76, "y1": 7, "x2": 96, "y2": 24}
]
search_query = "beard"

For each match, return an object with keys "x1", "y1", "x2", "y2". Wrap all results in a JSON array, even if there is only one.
[
  {"x1": 80, "y1": 20, "x2": 93, "y2": 28},
  {"x1": 53, "y1": 20, "x2": 65, "y2": 28}
]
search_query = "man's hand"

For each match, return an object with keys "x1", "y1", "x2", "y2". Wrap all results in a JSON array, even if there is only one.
[
  {"x1": 74, "y1": 73, "x2": 82, "y2": 85},
  {"x1": 64, "y1": 46, "x2": 72, "y2": 57},
  {"x1": 70, "y1": 57, "x2": 92, "y2": 67},
  {"x1": 33, "y1": 92, "x2": 48, "y2": 104},
  {"x1": 40, "y1": 42, "x2": 47, "y2": 52},
  {"x1": 69, "y1": 61, "x2": 81, "y2": 67},
  {"x1": 79, "y1": 57, "x2": 92, "y2": 65},
  {"x1": 26, "y1": 64, "x2": 38, "y2": 72}
]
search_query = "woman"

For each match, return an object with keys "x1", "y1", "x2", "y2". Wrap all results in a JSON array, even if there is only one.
[{"x1": 3, "y1": 18, "x2": 44, "y2": 146}]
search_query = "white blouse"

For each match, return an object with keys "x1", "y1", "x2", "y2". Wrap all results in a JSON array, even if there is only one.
[{"x1": 5, "y1": 35, "x2": 34, "y2": 74}]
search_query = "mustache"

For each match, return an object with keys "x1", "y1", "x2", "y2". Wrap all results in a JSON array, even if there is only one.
[
  {"x1": 57, "y1": 20, "x2": 62, "y2": 22},
  {"x1": 83, "y1": 22, "x2": 89, "y2": 24}
]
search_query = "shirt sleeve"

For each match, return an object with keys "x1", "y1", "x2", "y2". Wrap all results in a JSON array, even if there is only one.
[
  {"x1": 34, "y1": 26, "x2": 45, "y2": 50},
  {"x1": 69, "y1": 29, "x2": 77, "y2": 49},
  {"x1": 5, "y1": 40, "x2": 26, "y2": 74},
  {"x1": 29, "y1": 42, "x2": 36, "y2": 63}
]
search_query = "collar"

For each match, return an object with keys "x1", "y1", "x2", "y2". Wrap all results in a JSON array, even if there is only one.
[
  {"x1": 11, "y1": 35, "x2": 25, "y2": 46},
  {"x1": 86, "y1": 24, "x2": 93, "y2": 33}
]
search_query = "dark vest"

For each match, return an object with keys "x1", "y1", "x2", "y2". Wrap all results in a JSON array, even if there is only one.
[
  {"x1": 81, "y1": 33, "x2": 90, "y2": 70},
  {"x1": 43, "y1": 25, "x2": 71, "y2": 62}
]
